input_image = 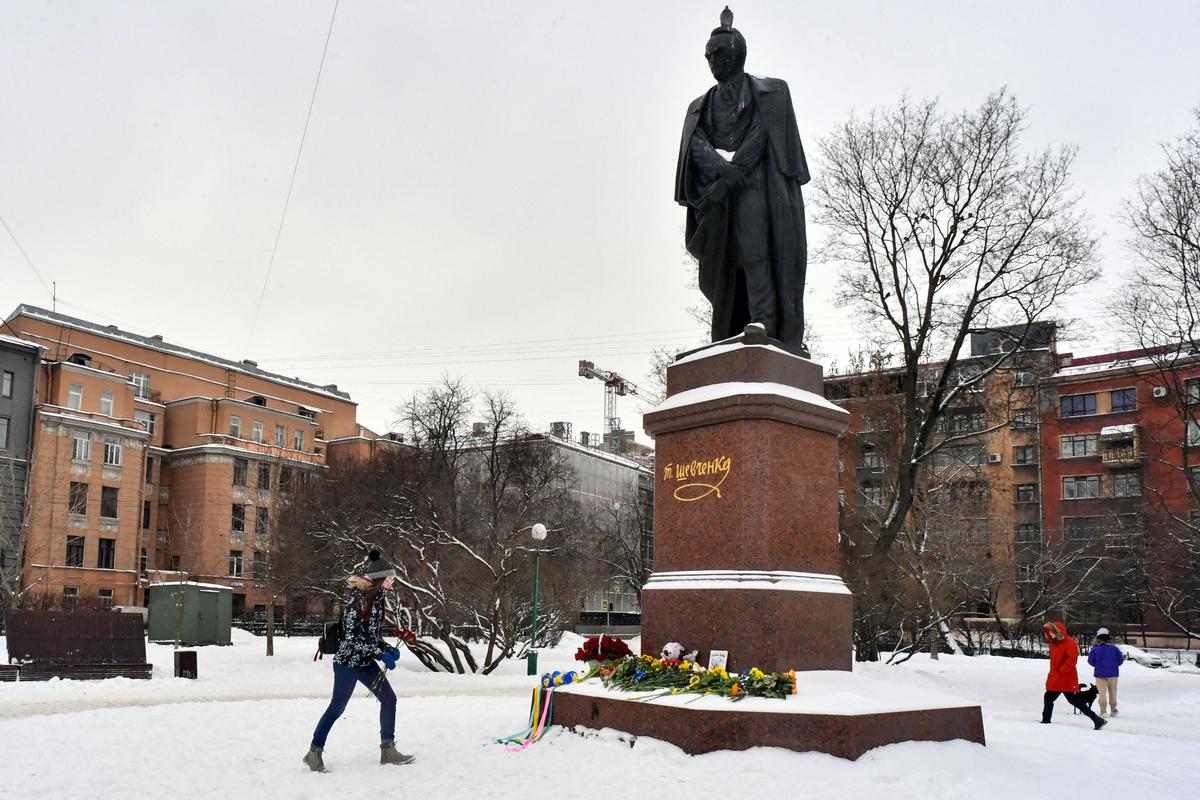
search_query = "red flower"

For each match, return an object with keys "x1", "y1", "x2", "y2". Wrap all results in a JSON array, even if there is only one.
[{"x1": 575, "y1": 635, "x2": 632, "y2": 663}]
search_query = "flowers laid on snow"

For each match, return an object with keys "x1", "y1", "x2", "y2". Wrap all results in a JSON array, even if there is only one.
[
  {"x1": 602, "y1": 654, "x2": 797, "y2": 701},
  {"x1": 574, "y1": 634, "x2": 634, "y2": 665}
]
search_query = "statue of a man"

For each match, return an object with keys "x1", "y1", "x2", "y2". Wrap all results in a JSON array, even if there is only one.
[{"x1": 675, "y1": 7, "x2": 811, "y2": 351}]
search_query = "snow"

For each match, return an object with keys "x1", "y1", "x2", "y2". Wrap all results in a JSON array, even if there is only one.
[
  {"x1": 673, "y1": 341, "x2": 806, "y2": 366},
  {"x1": 653, "y1": 381, "x2": 848, "y2": 417},
  {"x1": 1100, "y1": 424, "x2": 1138, "y2": 436},
  {"x1": 1, "y1": 630, "x2": 1198, "y2": 798},
  {"x1": 644, "y1": 569, "x2": 852, "y2": 595}
]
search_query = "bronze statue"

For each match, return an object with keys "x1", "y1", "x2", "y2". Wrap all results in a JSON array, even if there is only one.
[{"x1": 675, "y1": 7, "x2": 811, "y2": 351}]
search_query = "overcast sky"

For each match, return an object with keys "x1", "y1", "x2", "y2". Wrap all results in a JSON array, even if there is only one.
[{"x1": 3, "y1": 1, "x2": 1199, "y2": 439}]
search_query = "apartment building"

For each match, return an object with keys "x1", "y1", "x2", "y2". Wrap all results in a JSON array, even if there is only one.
[
  {"x1": 4, "y1": 305, "x2": 395, "y2": 616},
  {"x1": 827, "y1": 321, "x2": 1199, "y2": 646},
  {"x1": 1041, "y1": 347, "x2": 1200, "y2": 644},
  {"x1": 1, "y1": 333, "x2": 42, "y2": 598}
]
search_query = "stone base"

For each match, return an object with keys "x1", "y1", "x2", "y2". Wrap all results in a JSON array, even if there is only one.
[
  {"x1": 639, "y1": 570, "x2": 853, "y2": 673},
  {"x1": 551, "y1": 675, "x2": 985, "y2": 761}
]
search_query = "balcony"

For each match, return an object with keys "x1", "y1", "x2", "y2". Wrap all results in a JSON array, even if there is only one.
[
  {"x1": 856, "y1": 466, "x2": 885, "y2": 483},
  {"x1": 1100, "y1": 425, "x2": 1143, "y2": 468}
]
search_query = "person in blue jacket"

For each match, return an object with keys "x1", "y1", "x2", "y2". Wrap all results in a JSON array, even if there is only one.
[
  {"x1": 303, "y1": 550, "x2": 412, "y2": 772},
  {"x1": 1087, "y1": 627, "x2": 1125, "y2": 717}
]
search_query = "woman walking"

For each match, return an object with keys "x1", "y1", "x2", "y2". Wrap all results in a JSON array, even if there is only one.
[
  {"x1": 1040, "y1": 621, "x2": 1106, "y2": 730},
  {"x1": 303, "y1": 550, "x2": 414, "y2": 771}
]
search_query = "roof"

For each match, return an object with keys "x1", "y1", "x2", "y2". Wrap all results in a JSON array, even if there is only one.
[
  {"x1": 6, "y1": 304, "x2": 353, "y2": 403},
  {"x1": 0, "y1": 332, "x2": 44, "y2": 353}
]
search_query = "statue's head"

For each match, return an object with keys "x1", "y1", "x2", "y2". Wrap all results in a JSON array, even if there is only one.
[{"x1": 705, "y1": 6, "x2": 746, "y2": 82}]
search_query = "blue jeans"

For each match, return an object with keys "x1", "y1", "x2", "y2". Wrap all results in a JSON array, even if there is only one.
[{"x1": 311, "y1": 662, "x2": 396, "y2": 747}]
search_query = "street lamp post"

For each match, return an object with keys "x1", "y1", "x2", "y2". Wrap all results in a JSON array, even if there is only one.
[{"x1": 527, "y1": 523, "x2": 547, "y2": 676}]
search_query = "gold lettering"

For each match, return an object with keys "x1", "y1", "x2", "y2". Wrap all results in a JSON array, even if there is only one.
[{"x1": 670, "y1": 453, "x2": 733, "y2": 502}]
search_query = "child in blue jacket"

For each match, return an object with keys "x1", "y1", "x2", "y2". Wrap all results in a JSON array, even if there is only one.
[{"x1": 1087, "y1": 627, "x2": 1124, "y2": 717}]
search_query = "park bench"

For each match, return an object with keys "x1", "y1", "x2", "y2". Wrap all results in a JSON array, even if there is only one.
[{"x1": 5, "y1": 609, "x2": 153, "y2": 681}]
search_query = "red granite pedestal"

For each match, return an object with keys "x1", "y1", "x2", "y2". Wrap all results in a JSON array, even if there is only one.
[{"x1": 552, "y1": 326, "x2": 985, "y2": 758}]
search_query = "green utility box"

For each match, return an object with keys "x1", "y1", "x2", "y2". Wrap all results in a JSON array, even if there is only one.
[{"x1": 147, "y1": 582, "x2": 233, "y2": 646}]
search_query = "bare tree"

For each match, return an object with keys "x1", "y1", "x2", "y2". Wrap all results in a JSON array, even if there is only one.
[
  {"x1": 1109, "y1": 107, "x2": 1200, "y2": 640},
  {"x1": 589, "y1": 475, "x2": 654, "y2": 606},
  {"x1": 277, "y1": 379, "x2": 596, "y2": 674},
  {"x1": 817, "y1": 90, "x2": 1098, "y2": 557}
]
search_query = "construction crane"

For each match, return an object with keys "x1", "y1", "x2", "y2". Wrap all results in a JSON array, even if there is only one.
[{"x1": 577, "y1": 360, "x2": 658, "y2": 435}]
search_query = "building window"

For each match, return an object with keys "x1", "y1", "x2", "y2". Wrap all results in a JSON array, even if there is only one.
[
  {"x1": 68, "y1": 384, "x2": 83, "y2": 410},
  {"x1": 134, "y1": 409, "x2": 156, "y2": 435},
  {"x1": 69, "y1": 482, "x2": 88, "y2": 515},
  {"x1": 1063, "y1": 475, "x2": 1101, "y2": 500},
  {"x1": 861, "y1": 485, "x2": 886, "y2": 506},
  {"x1": 1113, "y1": 471, "x2": 1141, "y2": 497},
  {"x1": 62, "y1": 586, "x2": 79, "y2": 606},
  {"x1": 1013, "y1": 371, "x2": 1034, "y2": 387},
  {"x1": 0, "y1": 416, "x2": 7, "y2": 450},
  {"x1": 100, "y1": 486, "x2": 119, "y2": 519},
  {"x1": 229, "y1": 415, "x2": 241, "y2": 438},
  {"x1": 1, "y1": 370, "x2": 12, "y2": 398},
  {"x1": 1011, "y1": 408, "x2": 1035, "y2": 428},
  {"x1": 967, "y1": 519, "x2": 988, "y2": 544},
  {"x1": 1110, "y1": 388, "x2": 1137, "y2": 413},
  {"x1": 229, "y1": 550, "x2": 244, "y2": 577},
  {"x1": 1015, "y1": 563, "x2": 1040, "y2": 583},
  {"x1": 65, "y1": 535, "x2": 85, "y2": 567},
  {"x1": 1186, "y1": 378, "x2": 1200, "y2": 405},
  {"x1": 862, "y1": 452, "x2": 886, "y2": 469},
  {"x1": 103, "y1": 436, "x2": 122, "y2": 466},
  {"x1": 252, "y1": 551, "x2": 267, "y2": 579},
  {"x1": 1012, "y1": 445, "x2": 1037, "y2": 465},
  {"x1": 275, "y1": 424, "x2": 285, "y2": 447},
  {"x1": 1065, "y1": 517, "x2": 1101, "y2": 541},
  {"x1": 142, "y1": 500, "x2": 152, "y2": 530},
  {"x1": 255, "y1": 506, "x2": 269, "y2": 536},
  {"x1": 293, "y1": 429, "x2": 304, "y2": 451},
  {"x1": 97, "y1": 538, "x2": 116, "y2": 569},
  {"x1": 232, "y1": 504, "x2": 246, "y2": 533},
  {"x1": 140, "y1": 548, "x2": 148, "y2": 574},
  {"x1": 1015, "y1": 484, "x2": 1038, "y2": 503},
  {"x1": 145, "y1": 457, "x2": 154, "y2": 484},
  {"x1": 1015, "y1": 523, "x2": 1041, "y2": 543},
  {"x1": 100, "y1": 390, "x2": 114, "y2": 416},
  {"x1": 98, "y1": 588, "x2": 114, "y2": 607},
  {"x1": 256, "y1": 461, "x2": 271, "y2": 490},
  {"x1": 1060, "y1": 393, "x2": 1097, "y2": 418},
  {"x1": 72, "y1": 431, "x2": 91, "y2": 461},
  {"x1": 1187, "y1": 420, "x2": 1200, "y2": 447},
  {"x1": 1061, "y1": 434, "x2": 1099, "y2": 458},
  {"x1": 280, "y1": 467, "x2": 293, "y2": 491},
  {"x1": 233, "y1": 458, "x2": 248, "y2": 486},
  {"x1": 861, "y1": 415, "x2": 888, "y2": 432},
  {"x1": 129, "y1": 371, "x2": 150, "y2": 399},
  {"x1": 251, "y1": 421, "x2": 263, "y2": 442}
]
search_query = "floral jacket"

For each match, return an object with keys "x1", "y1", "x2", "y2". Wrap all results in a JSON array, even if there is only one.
[{"x1": 333, "y1": 586, "x2": 392, "y2": 668}]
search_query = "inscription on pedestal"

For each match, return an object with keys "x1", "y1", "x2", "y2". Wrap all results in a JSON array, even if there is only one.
[{"x1": 663, "y1": 454, "x2": 732, "y2": 501}]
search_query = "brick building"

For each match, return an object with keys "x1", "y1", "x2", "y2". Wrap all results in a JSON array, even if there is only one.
[
  {"x1": 4, "y1": 305, "x2": 400, "y2": 617},
  {"x1": 827, "y1": 324, "x2": 1199, "y2": 647}
]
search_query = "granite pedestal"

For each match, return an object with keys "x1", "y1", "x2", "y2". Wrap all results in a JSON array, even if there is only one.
[{"x1": 552, "y1": 327, "x2": 985, "y2": 757}]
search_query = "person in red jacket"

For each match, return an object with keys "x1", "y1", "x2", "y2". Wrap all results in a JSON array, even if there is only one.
[{"x1": 1041, "y1": 621, "x2": 1106, "y2": 729}]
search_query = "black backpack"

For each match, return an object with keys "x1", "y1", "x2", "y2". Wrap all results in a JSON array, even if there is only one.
[{"x1": 316, "y1": 620, "x2": 342, "y2": 658}]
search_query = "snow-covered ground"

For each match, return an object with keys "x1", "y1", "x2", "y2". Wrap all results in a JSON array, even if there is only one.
[{"x1": 1, "y1": 630, "x2": 1197, "y2": 799}]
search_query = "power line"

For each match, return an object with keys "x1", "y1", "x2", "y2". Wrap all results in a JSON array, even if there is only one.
[
  {"x1": 244, "y1": 0, "x2": 340, "y2": 356},
  {"x1": 0, "y1": 212, "x2": 52, "y2": 299}
]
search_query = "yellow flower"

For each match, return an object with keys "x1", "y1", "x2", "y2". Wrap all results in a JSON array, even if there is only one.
[
  {"x1": 749, "y1": 668, "x2": 765, "y2": 681},
  {"x1": 640, "y1": 654, "x2": 653, "y2": 663},
  {"x1": 680, "y1": 660, "x2": 691, "y2": 671},
  {"x1": 708, "y1": 666, "x2": 728, "y2": 680},
  {"x1": 651, "y1": 659, "x2": 662, "y2": 669}
]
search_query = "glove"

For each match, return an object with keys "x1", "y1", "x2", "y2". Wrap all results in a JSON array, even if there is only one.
[
  {"x1": 398, "y1": 629, "x2": 417, "y2": 645},
  {"x1": 380, "y1": 648, "x2": 398, "y2": 670}
]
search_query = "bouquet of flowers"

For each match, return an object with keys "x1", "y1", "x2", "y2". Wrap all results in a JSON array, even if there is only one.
[
  {"x1": 602, "y1": 654, "x2": 797, "y2": 702},
  {"x1": 574, "y1": 634, "x2": 634, "y2": 667}
]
